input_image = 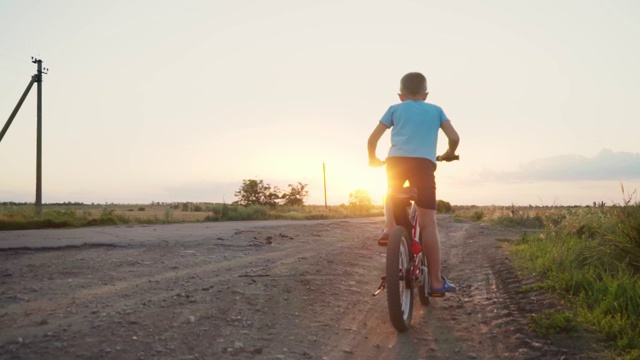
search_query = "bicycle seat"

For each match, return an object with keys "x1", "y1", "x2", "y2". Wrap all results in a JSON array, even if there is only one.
[{"x1": 391, "y1": 187, "x2": 418, "y2": 202}]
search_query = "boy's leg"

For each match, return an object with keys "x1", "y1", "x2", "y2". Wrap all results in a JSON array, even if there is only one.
[
  {"x1": 383, "y1": 189, "x2": 396, "y2": 231},
  {"x1": 417, "y1": 207, "x2": 443, "y2": 289},
  {"x1": 409, "y1": 158, "x2": 454, "y2": 293},
  {"x1": 380, "y1": 158, "x2": 406, "y2": 245},
  {"x1": 377, "y1": 190, "x2": 396, "y2": 245}
]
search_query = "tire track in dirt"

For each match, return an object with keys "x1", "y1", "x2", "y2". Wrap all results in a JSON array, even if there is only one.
[{"x1": 319, "y1": 217, "x2": 587, "y2": 360}]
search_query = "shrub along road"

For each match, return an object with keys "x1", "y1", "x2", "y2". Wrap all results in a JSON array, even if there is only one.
[{"x1": 0, "y1": 217, "x2": 597, "y2": 359}]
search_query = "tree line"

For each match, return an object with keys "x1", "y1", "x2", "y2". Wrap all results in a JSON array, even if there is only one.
[{"x1": 233, "y1": 179, "x2": 309, "y2": 207}]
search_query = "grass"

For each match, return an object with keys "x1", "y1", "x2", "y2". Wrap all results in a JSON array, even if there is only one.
[
  {"x1": 509, "y1": 204, "x2": 640, "y2": 359},
  {"x1": 0, "y1": 202, "x2": 385, "y2": 231},
  {"x1": 454, "y1": 200, "x2": 640, "y2": 358},
  {"x1": 529, "y1": 310, "x2": 581, "y2": 335},
  {"x1": 0, "y1": 206, "x2": 133, "y2": 230},
  {"x1": 454, "y1": 204, "x2": 547, "y2": 229}
]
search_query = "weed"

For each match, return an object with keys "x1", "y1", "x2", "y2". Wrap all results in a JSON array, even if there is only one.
[
  {"x1": 529, "y1": 310, "x2": 580, "y2": 335},
  {"x1": 86, "y1": 208, "x2": 130, "y2": 226},
  {"x1": 164, "y1": 208, "x2": 174, "y2": 222},
  {"x1": 492, "y1": 212, "x2": 544, "y2": 229}
]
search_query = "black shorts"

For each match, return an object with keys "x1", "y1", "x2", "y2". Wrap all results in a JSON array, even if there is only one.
[{"x1": 386, "y1": 157, "x2": 437, "y2": 210}]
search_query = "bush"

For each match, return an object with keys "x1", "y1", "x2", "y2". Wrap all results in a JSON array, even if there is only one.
[
  {"x1": 224, "y1": 205, "x2": 270, "y2": 221},
  {"x1": 472, "y1": 209, "x2": 484, "y2": 221},
  {"x1": 348, "y1": 189, "x2": 373, "y2": 214},
  {"x1": 86, "y1": 208, "x2": 130, "y2": 226},
  {"x1": 436, "y1": 200, "x2": 453, "y2": 214}
]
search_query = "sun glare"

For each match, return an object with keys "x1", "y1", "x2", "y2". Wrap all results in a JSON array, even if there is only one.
[{"x1": 330, "y1": 165, "x2": 388, "y2": 205}]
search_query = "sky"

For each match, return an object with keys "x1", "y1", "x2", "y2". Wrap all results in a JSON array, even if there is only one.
[{"x1": 1, "y1": 0, "x2": 639, "y2": 206}]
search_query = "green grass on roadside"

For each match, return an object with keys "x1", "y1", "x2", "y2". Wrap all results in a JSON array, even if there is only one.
[
  {"x1": 0, "y1": 206, "x2": 131, "y2": 230},
  {"x1": 529, "y1": 310, "x2": 580, "y2": 335},
  {"x1": 205, "y1": 203, "x2": 384, "y2": 221},
  {"x1": 0, "y1": 203, "x2": 384, "y2": 231},
  {"x1": 454, "y1": 205, "x2": 546, "y2": 229},
  {"x1": 510, "y1": 205, "x2": 640, "y2": 359}
]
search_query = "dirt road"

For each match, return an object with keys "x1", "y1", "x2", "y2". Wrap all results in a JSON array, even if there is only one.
[{"x1": 0, "y1": 217, "x2": 589, "y2": 359}]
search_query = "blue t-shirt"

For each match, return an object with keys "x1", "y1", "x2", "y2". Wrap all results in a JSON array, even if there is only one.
[{"x1": 380, "y1": 100, "x2": 448, "y2": 164}]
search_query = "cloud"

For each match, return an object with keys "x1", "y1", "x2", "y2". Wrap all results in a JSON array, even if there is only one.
[{"x1": 482, "y1": 149, "x2": 640, "y2": 182}]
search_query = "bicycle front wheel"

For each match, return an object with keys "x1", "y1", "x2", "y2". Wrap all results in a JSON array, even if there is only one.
[{"x1": 386, "y1": 226, "x2": 414, "y2": 332}]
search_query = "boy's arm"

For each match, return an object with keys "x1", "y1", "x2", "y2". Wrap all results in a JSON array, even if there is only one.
[
  {"x1": 368, "y1": 122, "x2": 389, "y2": 167},
  {"x1": 440, "y1": 120, "x2": 460, "y2": 159}
]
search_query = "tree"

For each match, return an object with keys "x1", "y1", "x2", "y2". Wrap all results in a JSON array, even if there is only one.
[
  {"x1": 282, "y1": 182, "x2": 309, "y2": 206},
  {"x1": 348, "y1": 189, "x2": 373, "y2": 213},
  {"x1": 234, "y1": 179, "x2": 281, "y2": 207}
]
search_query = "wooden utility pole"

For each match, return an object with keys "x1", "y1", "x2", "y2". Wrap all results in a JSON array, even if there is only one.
[
  {"x1": 31, "y1": 57, "x2": 49, "y2": 214},
  {"x1": 34, "y1": 57, "x2": 46, "y2": 213},
  {"x1": 0, "y1": 57, "x2": 47, "y2": 213},
  {"x1": 323, "y1": 163, "x2": 327, "y2": 209},
  {"x1": 0, "y1": 56, "x2": 49, "y2": 214}
]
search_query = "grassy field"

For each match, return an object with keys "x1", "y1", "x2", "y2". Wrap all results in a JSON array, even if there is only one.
[
  {"x1": 0, "y1": 199, "x2": 462, "y2": 230},
  {"x1": 0, "y1": 202, "x2": 385, "y2": 231},
  {"x1": 456, "y1": 203, "x2": 640, "y2": 359}
]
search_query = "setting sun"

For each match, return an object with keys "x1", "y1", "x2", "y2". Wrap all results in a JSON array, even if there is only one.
[{"x1": 326, "y1": 164, "x2": 388, "y2": 205}]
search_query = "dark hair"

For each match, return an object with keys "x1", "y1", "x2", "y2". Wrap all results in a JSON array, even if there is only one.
[{"x1": 400, "y1": 72, "x2": 427, "y2": 96}]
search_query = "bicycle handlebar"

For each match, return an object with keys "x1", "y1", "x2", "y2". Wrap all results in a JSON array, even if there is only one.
[{"x1": 370, "y1": 154, "x2": 459, "y2": 167}]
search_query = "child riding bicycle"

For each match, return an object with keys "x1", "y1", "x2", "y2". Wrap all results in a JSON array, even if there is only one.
[{"x1": 367, "y1": 72, "x2": 460, "y2": 297}]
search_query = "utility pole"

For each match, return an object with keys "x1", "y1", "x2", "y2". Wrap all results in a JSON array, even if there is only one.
[
  {"x1": 323, "y1": 162, "x2": 327, "y2": 209},
  {"x1": 0, "y1": 58, "x2": 47, "y2": 213},
  {"x1": 33, "y1": 57, "x2": 47, "y2": 214}
]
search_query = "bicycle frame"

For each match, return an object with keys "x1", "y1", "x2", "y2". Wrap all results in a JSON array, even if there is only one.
[
  {"x1": 408, "y1": 203, "x2": 426, "y2": 287},
  {"x1": 373, "y1": 190, "x2": 427, "y2": 295}
]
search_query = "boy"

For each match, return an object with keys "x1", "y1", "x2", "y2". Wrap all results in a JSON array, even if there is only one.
[{"x1": 367, "y1": 72, "x2": 460, "y2": 296}]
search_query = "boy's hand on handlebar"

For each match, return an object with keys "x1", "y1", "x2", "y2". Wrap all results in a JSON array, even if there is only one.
[
  {"x1": 436, "y1": 151, "x2": 460, "y2": 162},
  {"x1": 369, "y1": 157, "x2": 385, "y2": 167}
]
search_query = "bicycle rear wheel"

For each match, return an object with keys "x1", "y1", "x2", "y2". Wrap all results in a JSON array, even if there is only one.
[{"x1": 386, "y1": 226, "x2": 413, "y2": 332}]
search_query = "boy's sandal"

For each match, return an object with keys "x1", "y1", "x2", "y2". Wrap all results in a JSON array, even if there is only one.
[
  {"x1": 377, "y1": 231, "x2": 390, "y2": 246},
  {"x1": 427, "y1": 276, "x2": 457, "y2": 298}
]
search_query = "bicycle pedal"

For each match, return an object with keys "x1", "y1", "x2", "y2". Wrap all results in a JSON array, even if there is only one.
[{"x1": 372, "y1": 279, "x2": 386, "y2": 297}]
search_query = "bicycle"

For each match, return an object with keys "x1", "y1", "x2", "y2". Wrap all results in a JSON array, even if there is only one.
[{"x1": 372, "y1": 154, "x2": 459, "y2": 332}]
